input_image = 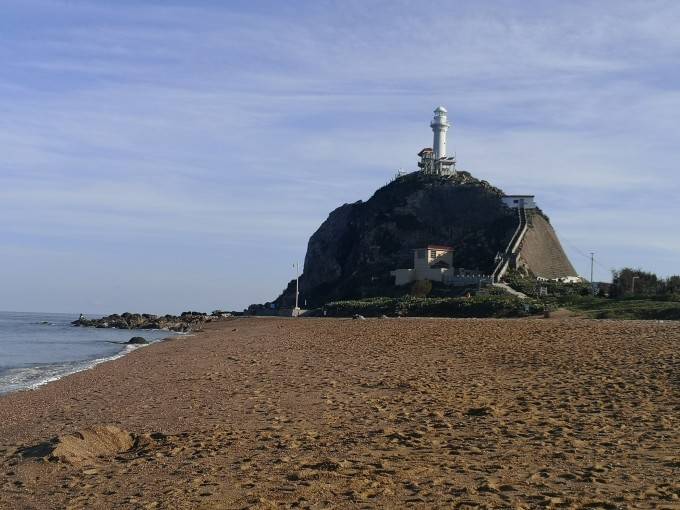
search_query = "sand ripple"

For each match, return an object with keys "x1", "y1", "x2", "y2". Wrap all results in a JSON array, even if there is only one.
[{"x1": 0, "y1": 318, "x2": 678, "y2": 508}]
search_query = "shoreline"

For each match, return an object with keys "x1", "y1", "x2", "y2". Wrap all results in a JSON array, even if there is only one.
[
  {"x1": 1, "y1": 317, "x2": 678, "y2": 508},
  {"x1": 0, "y1": 327, "x2": 183, "y2": 397},
  {"x1": 0, "y1": 342, "x2": 144, "y2": 396}
]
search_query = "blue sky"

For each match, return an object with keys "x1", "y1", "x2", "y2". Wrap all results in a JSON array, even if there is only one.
[{"x1": 1, "y1": 0, "x2": 679, "y2": 314}]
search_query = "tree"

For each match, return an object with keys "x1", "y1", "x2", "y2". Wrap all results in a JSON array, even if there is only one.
[
  {"x1": 663, "y1": 275, "x2": 680, "y2": 295},
  {"x1": 411, "y1": 279, "x2": 433, "y2": 298},
  {"x1": 610, "y1": 268, "x2": 659, "y2": 297}
]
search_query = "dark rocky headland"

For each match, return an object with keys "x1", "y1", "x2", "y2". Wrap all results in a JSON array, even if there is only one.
[
  {"x1": 274, "y1": 171, "x2": 517, "y2": 308},
  {"x1": 72, "y1": 311, "x2": 233, "y2": 332},
  {"x1": 273, "y1": 170, "x2": 574, "y2": 309}
]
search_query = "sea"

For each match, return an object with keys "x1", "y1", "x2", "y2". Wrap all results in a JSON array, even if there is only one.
[{"x1": 0, "y1": 311, "x2": 177, "y2": 395}]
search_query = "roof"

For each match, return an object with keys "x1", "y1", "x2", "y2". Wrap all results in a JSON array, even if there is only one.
[
  {"x1": 504, "y1": 194, "x2": 535, "y2": 198},
  {"x1": 434, "y1": 106, "x2": 448, "y2": 114},
  {"x1": 418, "y1": 147, "x2": 433, "y2": 156},
  {"x1": 425, "y1": 245, "x2": 454, "y2": 251}
]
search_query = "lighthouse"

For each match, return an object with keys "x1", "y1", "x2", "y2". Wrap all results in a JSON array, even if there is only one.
[
  {"x1": 417, "y1": 106, "x2": 456, "y2": 175},
  {"x1": 431, "y1": 106, "x2": 450, "y2": 159}
]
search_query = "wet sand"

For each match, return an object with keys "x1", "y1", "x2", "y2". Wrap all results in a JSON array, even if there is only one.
[{"x1": 1, "y1": 317, "x2": 678, "y2": 509}]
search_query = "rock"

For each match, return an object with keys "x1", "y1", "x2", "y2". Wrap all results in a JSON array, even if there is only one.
[
  {"x1": 72, "y1": 311, "x2": 216, "y2": 332},
  {"x1": 128, "y1": 336, "x2": 148, "y2": 345},
  {"x1": 352, "y1": 314, "x2": 366, "y2": 320},
  {"x1": 466, "y1": 406, "x2": 493, "y2": 417},
  {"x1": 273, "y1": 172, "x2": 517, "y2": 308},
  {"x1": 269, "y1": 170, "x2": 577, "y2": 309}
]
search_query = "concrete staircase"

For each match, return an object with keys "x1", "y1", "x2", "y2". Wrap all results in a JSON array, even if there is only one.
[{"x1": 492, "y1": 205, "x2": 528, "y2": 283}]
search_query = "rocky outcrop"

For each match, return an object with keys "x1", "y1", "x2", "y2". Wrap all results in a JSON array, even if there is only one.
[
  {"x1": 72, "y1": 312, "x2": 218, "y2": 332},
  {"x1": 275, "y1": 171, "x2": 520, "y2": 307},
  {"x1": 271, "y1": 170, "x2": 580, "y2": 308}
]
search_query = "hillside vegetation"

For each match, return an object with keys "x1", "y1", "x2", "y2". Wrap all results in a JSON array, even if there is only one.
[
  {"x1": 556, "y1": 295, "x2": 680, "y2": 320},
  {"x1": 507, "y1": 268, "x2": 680, "y2": 321}
]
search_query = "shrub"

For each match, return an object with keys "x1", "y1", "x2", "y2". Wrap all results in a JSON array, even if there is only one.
[
  {"x1": 324, "y1": 295, "x2": 542, "y2": 318},
  {"x1": 410, "y1": 280, "x2": 433, "y2": 298}
]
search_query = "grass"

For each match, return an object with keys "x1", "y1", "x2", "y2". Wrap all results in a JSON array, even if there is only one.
[
  {"x1": 504, "y1": 273, "x2": 680, "y2": 320},
  {"x1": 556, "y1": 295, "x2": 680, "y2": 320}
]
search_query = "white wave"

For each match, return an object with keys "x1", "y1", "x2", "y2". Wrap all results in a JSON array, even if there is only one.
[{"x1": 0, "y1": 343, "x2": 149, "y2": 395}]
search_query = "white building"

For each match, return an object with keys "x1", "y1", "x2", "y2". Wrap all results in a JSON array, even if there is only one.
[
  {"x1": 554, "y1": 276, "x2": 583, "y2": 284},
  {"x1": 391, "y1": 245, "x2": 454, "y2": 285},
  {"x1": 391, "y1": 245, "x2": 491, "y2": 287},
  {"x1": 501, "y1": 195, "x2": 537, "y2": 209}
]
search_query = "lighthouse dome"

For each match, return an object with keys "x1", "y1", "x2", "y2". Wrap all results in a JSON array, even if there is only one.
[{"x1": 434, "y1": 106, "x2": 447, "y2": 114}]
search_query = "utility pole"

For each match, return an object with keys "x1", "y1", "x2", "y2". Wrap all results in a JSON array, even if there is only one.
[
  {"x1": 632, "y1": 276, "x2": 639, "y2": 295},
  {"x1": 590, "y1": 252, "x2": 595, "y2": 296},
  {"x1": 293, "y1": 262, "x2": 300, "y2": 317}
]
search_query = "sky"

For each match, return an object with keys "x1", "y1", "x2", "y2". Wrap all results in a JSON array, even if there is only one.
[{"x1": 1, "y1": 0, "x2": 679, "y2": 314}]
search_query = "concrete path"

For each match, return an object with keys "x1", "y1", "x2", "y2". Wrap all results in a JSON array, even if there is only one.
[{"x1": 493, "y1": 282, "x2": 529, "y2": 299}]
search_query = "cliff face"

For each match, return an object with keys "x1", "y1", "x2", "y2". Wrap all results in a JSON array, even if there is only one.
[
  {"x1": 516, "y1": 213, "x2": 577, "y2": 279},
  {"x1": 277, "y1": 172, "x2": 519, "y2": 307}
]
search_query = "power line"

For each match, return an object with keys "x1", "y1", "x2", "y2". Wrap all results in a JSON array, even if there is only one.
[{"x1": 561, "y1": 236, "x2": 613, "y2": 279}]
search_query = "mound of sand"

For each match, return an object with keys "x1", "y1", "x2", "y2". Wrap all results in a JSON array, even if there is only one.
[{"x1": 19, "y1": 425, "x2": 136, "y2": 464}]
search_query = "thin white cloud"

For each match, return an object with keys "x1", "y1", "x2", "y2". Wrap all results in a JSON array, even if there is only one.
[{"x1": 1, "y1": 0, "x2": 679, "y2": 311}]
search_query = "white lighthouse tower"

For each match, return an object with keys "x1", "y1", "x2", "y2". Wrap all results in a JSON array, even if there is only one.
[
  {"x1": 431, "y1": 106, "x2": 450, "y2": 159},
  {"x1": 417, "y1": 106, "x2": 456, "y2": 175}
]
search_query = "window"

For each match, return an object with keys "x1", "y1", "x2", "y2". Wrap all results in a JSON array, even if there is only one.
[{"x1": 430, "y1": 250, "x2": 437, "y2": 259}]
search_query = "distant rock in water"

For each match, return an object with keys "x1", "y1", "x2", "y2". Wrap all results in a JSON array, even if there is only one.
[
  {"x1": 72, "y1": 311, "x2": 224, "y2": 332},
  {"x1": 127, "y1": 336, "x2": 148, "y2": 344}
]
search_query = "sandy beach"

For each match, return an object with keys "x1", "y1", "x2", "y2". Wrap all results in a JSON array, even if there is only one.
[{"x1": 1, "y1": 317, "x2": 678, "y2": 509}]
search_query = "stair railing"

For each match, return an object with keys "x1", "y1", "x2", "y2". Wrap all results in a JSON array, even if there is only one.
[{"x1": 492, "y1": 205, "x2": 528, "y2": 282}]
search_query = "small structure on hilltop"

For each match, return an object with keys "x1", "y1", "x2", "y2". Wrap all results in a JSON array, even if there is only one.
[
  {"x1": 391, "y1": 245, "x2": 491, "y2": 287},
  {"x1": 501, "y1": 195, "x2": 537, "y2": 209}
]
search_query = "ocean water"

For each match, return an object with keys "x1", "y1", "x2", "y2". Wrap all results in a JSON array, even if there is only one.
[{"x1": 0, "y1": 311, "x2": 177, "y2": 395}]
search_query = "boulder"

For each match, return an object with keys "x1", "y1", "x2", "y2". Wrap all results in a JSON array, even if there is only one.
[
  {"x1": 127, "y1": 336, "x2": 148, "y2": 345},
  {"x1": 73, "y1": 312, "x2": 209, "y2": 332}
]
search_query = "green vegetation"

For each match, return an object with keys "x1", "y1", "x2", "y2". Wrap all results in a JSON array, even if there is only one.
[
  {"x1": 504, "y1": 271, "x2": 591, "y2": 297},
  {"x1": 505, "y1": 267, "x2": 680, "y2": 320},
  {"x1": 324, "y1": 295, "x2": 543, "y2": 318},
  {"x1": 552, "y1": 295, "x2": 680, "y2": 320},
  {"x1": 410, "y1": 279, "x2": 433, "y2": 297},
  {"x1": 313, "y1": 267, "x2": 680, "y2": 320},
  {"x1": 610, "y1": 268, "x2": 680, "y2": 297}
]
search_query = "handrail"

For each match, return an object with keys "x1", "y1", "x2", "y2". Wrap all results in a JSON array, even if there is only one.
[{"x1": 492, "y1": 205, "x2": 528, "y2": 282}]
